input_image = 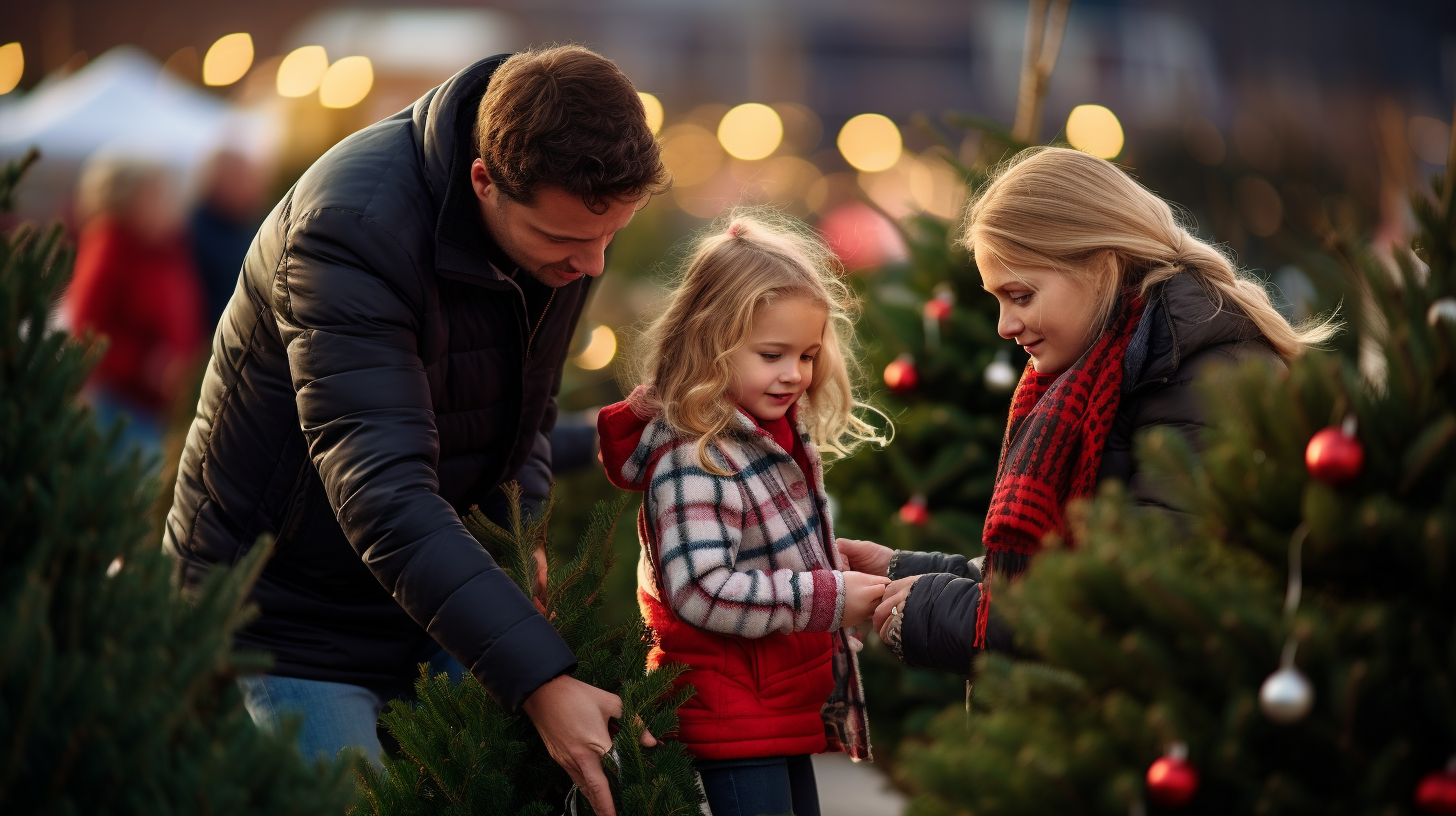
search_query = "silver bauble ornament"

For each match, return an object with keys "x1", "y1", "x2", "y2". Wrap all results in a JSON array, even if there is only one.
[
  {"x1": 984, "y1": 350, "x2": 1019, "y2": 393},
  {"x1": 1429, "y1": 297, "x2": 1456, "y2": 327},
  {"x1": 1259, "y1": 666, "x2": 1313, "y2": 723}
]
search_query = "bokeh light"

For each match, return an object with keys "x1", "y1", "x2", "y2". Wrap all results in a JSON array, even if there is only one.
[
  {"x1": 672, "y1": 171, "x2": 737, "y2": 219},
  {"x1": 718, "y1": 103, "x2": 783, "y2": 161},
  {"x1": 838, "y1": 113, "x2": 902, "y2": 172},
  {"x1": 806, "y1": 173, "x2": 858, "y2": 216},
  {"x1": 319, "y1": 56, "x2": 374, "y2": 109},
  {"x1": 573, "y1": 325, "x2": 617, "y2": 370},
  {"x1": 687, "y1": 103, "x2": 730, "y2": 128},
  {"x1": 202, "y1": 33, "x2": 254, "y2": 87},
  {"x1": 859, "y1": 154, "x2": 919, "y2": 218},
  {"x1": 638, "y1": 92, "x2": 663, "y2": 135},
  {"x1": 0, "y1": 42, "x2": 25, "y2": 95},
  {"x1": 1066, "y1": 104, "x2": 1124, "y2": 159},
  {"x1": 756, "y1": 156, "x2": 822, "y2": 204},
  {"x1": 910, "y1": 152, "x2": 967, "y2": 220},
  {"x1": 277, "y1": 46, "x2": 330, "y2": 98},
  {"x1": 660, "y1": 123, "x2": 724, "y2": 186},
  {"x1": 1237, "y1": 175, "x2": 1284, "y2": 237},
  {"x1": 1409, "y1": 116, "x2": 1452, "y2": 165},
  {"x1": 774, "y1": 103, "x2": 824, "y2": 154}
]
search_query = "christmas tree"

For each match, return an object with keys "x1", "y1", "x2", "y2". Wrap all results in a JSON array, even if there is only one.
[
  {"x1": 0, "y1": 150, "x2": 355, "y2": 814},
  {"x1": 353, "y1": 484, "x2": 703, "y2": 816},
  {"x1": 824, "y1": 149, "x2": 1018, "y2": 757},
  {"x1": 896, "y1": 124, "x2": 1456, "y2": 814},
  {"x1": 822, "y1": 1, "x2": 1075, "y2": 762}
]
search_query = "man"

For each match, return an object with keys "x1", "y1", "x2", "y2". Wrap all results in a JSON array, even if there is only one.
[{"x1": 163, "y1": 45, "x2": 669, "y2": 815}]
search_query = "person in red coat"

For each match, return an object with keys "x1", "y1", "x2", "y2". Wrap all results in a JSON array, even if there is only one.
[{"x1": 65, "y1": 158, "x2": 204, "y2": 460}]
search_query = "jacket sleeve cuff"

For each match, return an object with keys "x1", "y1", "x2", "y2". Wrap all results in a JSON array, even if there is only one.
[
  {"x1": 889, "y1": 550, "x2": 981, "y2": 581},
  {"x1": 901, "y1": 573, "x2": 982, "y2": 675},
  {"x1": 806, "y1": 569, "x2": 844, "y2": 631},
  {"x1": 472, "y1": 612, "x2": 578, "y2": 711}
]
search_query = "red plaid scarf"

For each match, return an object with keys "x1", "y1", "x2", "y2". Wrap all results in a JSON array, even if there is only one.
[{"x1": 974, "y1": 294, "x2": 1146, "y2": 648}]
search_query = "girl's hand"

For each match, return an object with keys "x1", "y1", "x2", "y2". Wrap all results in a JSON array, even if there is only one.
[
  {"x1": 842, "y1": 571, "x2": 891, "y2": 628},
  {"x1": 836, "y1": 538, "x2": 893, "y2": 577},
  {"x1": 872, "y1": 575, "x2": 923, "y2": 638}
]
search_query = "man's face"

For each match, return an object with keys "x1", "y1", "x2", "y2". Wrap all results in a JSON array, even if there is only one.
[{"x1": 471, "y1": 159, "x2": 639, "y2": 288}]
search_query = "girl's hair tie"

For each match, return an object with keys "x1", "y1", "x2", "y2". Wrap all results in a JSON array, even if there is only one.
[{"x1": 727, "y1": 222, "x2": 745, "y2": 239}]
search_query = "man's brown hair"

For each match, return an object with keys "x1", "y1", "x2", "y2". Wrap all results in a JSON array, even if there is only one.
[{"x1": 476, "y1": 45, "x2": 670, "y2": 213}]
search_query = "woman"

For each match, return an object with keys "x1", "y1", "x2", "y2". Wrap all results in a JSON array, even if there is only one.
[
  {"x1": 65, "y1": 157, "x2": 204, "y2": 461},
  {"x1": 839, "y1": 146, "x2": 1337, "y2": 673}
]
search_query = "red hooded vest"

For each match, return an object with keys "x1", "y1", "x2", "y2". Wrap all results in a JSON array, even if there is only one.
[{"x1": 598, "y1": 399, "x2": 840, "y2": 760}]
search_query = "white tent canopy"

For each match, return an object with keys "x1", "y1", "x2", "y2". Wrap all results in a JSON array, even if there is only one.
[{"x1": 0, "y1": 47, "x2": 275, "y2": 220}]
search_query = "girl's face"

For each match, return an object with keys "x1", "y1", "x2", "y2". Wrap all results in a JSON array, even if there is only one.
[
  {"x1": 976, "y1": 244, "x2": 1101, "y2": 377},
  {"x1": 729, "y1": 296, "x2": 828, "y2": 422}
]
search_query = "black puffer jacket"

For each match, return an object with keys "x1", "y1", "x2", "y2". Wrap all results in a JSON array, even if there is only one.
[
  {"x1": 163, "y1": 56, "x2": 586, "y2": 709},
  {"x1": 891, "y1": 273, "x2": 1280, "y2": 674}
]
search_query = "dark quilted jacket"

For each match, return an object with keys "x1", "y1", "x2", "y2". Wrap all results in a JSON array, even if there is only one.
[
  {"x1": 891, "y1": 273, "x2": 1282, "y2": 674},
  {"x1": 163, "y1": 56, "x2": 586, "y2": 709}
]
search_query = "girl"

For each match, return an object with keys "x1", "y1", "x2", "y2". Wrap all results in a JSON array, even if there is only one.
[
  {"x1": 838, "y1": 146, "x2": 1339, "y2": 672},
  {"x1": 598, "y1": 212, "x2": 891, "y2": 816}
]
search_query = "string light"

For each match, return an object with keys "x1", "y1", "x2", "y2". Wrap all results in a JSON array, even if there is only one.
[
  {"x1": 573, "y1": 326, "x2": 617, "y2": 370},
  {"x1": 0, "y1": 42, "x2": 24, "y2": 95},
  {"x1": 277, "y1": 46, "x2": 329, "y2": 98},
  {"x1": 660, "y1": 123, "x2": 723, "y2": 186},
  {"x1": 838, "y1": 114, "x2": 902, "y2": 172},
  {"x1": 717, "y1": 103, "x2": 783, "y2": 161},
  {"x1": 638, "y1": 92, "x2": 663, "y2": 135},
  {"x1": 319, "y1": 56, "x2": 374, "y2": 109},
  {"x1": 202, "y1": 33, "x2": 254, "y2": 87},
  {"x1": 1065, "y1": 104, "x2": 1124, "y2": 159}
]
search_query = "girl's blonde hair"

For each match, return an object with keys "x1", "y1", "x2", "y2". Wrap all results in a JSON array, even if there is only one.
[
  {"x1": 627, "y1": 209, "x2": 889, "y2": 474},
  {"x1": 962, "y1": 146, "x2": 1339, "y2": 359}
]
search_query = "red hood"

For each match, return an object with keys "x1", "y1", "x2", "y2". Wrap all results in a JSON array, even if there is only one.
[
  {"x1": 599, "y1": 389, "x2": 805, "y2": 493},
  {"x1": 597, "y1": 390, "x2": 656, "y2": 491}
]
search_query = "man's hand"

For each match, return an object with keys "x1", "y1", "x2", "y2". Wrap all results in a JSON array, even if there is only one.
[
  {"x1": 530, "y1": 546, "x2": 550, "y2": 616},
  {"x1": 521, "y1": 674, "x2": 656, "y2": 816},
  {"x1": 836, "y1": 537, "x2": 893, "y2": 577},
  {"x1": 873, "y1": 575, "x2": 924, "y2": 639}
]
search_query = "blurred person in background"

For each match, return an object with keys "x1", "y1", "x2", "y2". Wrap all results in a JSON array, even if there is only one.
[
  {"x1": 64, "y1": 157, "x2": 205, "y2": 464},
  {"x1": 190, "y1": 148, "x2": 268, "y2": 332},
  {"x1": 162, "y1": 45, "x2": 668, "y2": 815}
]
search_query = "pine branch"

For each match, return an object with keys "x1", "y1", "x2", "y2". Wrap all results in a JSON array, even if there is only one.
[{"x1": 359, "y1": 488, "x2": 700, "y2": 816}]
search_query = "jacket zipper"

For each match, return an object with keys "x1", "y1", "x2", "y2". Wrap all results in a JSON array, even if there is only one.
[{"x1": 525, "y1": 286, "x2": 556, "y2": 361}]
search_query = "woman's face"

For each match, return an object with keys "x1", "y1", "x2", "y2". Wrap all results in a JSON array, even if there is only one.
[{"x1": 976, "y1": 244, "x2": 1101, "y2": 377}]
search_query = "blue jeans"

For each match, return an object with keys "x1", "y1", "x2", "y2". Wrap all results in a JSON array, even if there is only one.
[
  {"x1": 695, "y1": 754, "x2": 820, "y2": 816},
  {"x1": 238, "y1": 645, "x2": 467, "y2": 767},
  {"x1": 86, "y1": 387, "x2": 164, "y2": 472}
]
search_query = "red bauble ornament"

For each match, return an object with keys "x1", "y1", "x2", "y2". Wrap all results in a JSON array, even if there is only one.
[
  {"x1": 1305, "y1": 417, "x2": 1363, "y2": 485},
  {"x1": 883, "y1": 353, "x2": 919, "y2": 393},
  {"x1": 923, "y1": 297, "x2": 953, "y2": 322},
  {"x1": 1146, "y1": 747, "x2": 1199, "y2": 808},
  {"x1": 818, "y1": 202, "x2": 908, "y2": 272},
  {"x1": 1416, "y1": 761, "x2": 1456, "y2": 815},
  {"x1": 899, "y1": 495, "x2": 930, "y2": 526}
]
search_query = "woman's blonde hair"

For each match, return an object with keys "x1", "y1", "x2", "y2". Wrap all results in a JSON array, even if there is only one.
[
  {"x1": 627, "y1": 208, "x2": 889, "y2": 474},
  {"x1": 961, "y1": 146, "x2": 1339, "y2": 359}
]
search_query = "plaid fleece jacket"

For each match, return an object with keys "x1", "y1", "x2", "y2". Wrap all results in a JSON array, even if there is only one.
[{"x1": 600, "y1": 400, "x2": 872, "y2": 759}]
